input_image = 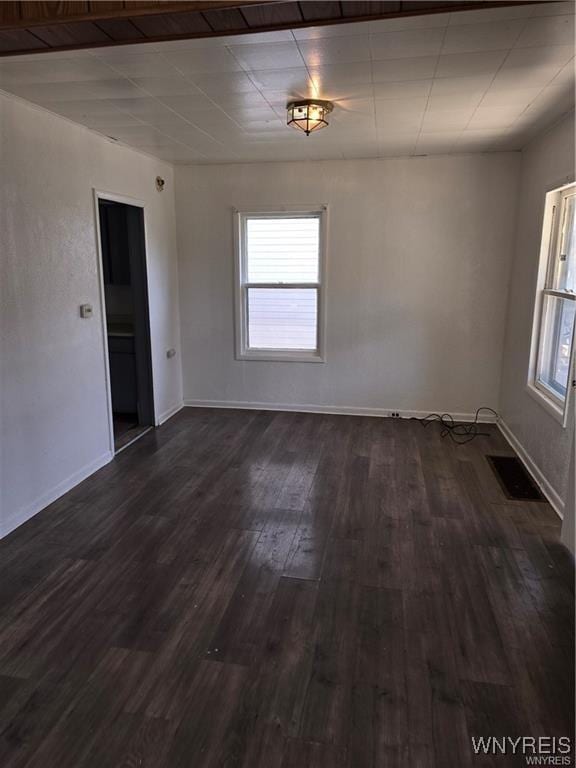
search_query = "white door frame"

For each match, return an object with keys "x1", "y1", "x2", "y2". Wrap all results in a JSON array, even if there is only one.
[{"x1": 92, "y1": 189, "x2": 148, "y2": 456}]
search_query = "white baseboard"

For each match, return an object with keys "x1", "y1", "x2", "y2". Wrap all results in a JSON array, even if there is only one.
[
  {"x1": 156, "y1": 401, "x2": 184, "y2": 426},
  {"x1": 1, "y1": 450, "x2": 114, "y2": 539},
  {"x1": 498, "y1": 419, "x2": 564, "y2": 519},
  {"x1": 182, "y1": 399, "x2": 499, "y2": 423}
]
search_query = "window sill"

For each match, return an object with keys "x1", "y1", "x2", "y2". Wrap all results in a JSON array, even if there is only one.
[
  {"x1": 236, "y1": 350, "x2": 325, "y2": 363},
  {"x1": 525, "y1": 381, "x2": 568, "y2": 427}
]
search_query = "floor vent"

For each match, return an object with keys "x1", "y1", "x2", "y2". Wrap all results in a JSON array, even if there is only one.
[{"x1": 486, "y1": 455, "x2": 546, "y2": 502}]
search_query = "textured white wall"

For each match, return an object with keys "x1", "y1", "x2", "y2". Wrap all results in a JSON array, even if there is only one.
[
  {"x1": 0, "y1": 93, "x2": 183, "y2": 537},
  {"x1": 499, "y1": 112, "x2": 575, "y2": 546},
  {"x1": 176, "y1": 154, "x2": 520, "y2": 417},
  {"x1": 562, "y1": 438, "x2": 575, "y2": 553}
]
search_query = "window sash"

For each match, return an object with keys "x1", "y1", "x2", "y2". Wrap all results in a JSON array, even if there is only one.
[
  {"x1": 531, "y1": 183, "x2": 576, "y2": 415},
  {"x1": 542, "y1": 288, "x2": 576, "y2": 300},
  {"x1": 240, "y1": 213, "x2": 322, "y2": 287},
  {"x1": 545, "y1": 190, "x2": 576, "y2": 292},
  {"x1": 244, "y1": 285, "x2": 320, "y2": 352}
]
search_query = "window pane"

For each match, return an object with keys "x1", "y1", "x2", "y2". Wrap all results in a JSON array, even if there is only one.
[
  {"x1": 246, "y1": 217, "x2": 319, "y2": 283},
  {"x1": 247, "y1": 288, "x2": 317, "y2": 350},
  {"x1": 537, "y1": 294, "x2": 575, "y2": 399},
  {"x1": 554, "y1": 193, "x2": 576, "y2": 293}
]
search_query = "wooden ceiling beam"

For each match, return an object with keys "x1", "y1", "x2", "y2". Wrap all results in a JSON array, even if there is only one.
[
  {"x1": 0, "y1": 2, "x2": 276, "y2": 29},
  {"x1": 0, "y1": 1, "x2": 548, "y2": 57}
]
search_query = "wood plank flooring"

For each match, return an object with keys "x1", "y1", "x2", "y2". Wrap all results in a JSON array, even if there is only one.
[{"x1": 0, "y1": 408, "x2": 573, "y2": 767}]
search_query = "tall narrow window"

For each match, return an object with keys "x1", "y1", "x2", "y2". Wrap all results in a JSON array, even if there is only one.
[
  {"x1": 531, "y1": 183, "x2": 576, "y2": 422},
  {"x1": 235, "y1": 209, "x2": 326, "y2": 362}
]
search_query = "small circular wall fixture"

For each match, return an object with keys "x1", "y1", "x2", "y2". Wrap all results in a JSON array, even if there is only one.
[
  {"x1": 156, "y1": 176, "x2": 165, "y2": 192},
  {"x1": 286, "y1": 99, "x2": 334, "y2": 136}
]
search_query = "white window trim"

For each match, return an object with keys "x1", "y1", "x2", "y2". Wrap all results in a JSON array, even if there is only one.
[
  {"x1": 233, "y1": 206, "x2": 328, "y2": 363},
  {"x1": 527, "y1": 179, "x2": 576, "y2": 427}
]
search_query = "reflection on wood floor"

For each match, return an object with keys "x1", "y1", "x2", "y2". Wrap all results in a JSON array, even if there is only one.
[{"x1": 0, "y1": 408, "x2": 573, "y2": 767}]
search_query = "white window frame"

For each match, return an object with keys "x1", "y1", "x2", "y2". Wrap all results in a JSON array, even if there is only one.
[
  {"x1": 527, "y1": 180, "x2": 576, "y2": 426},
  {"x1": 233, "y1": 206, "x2": 327, "y2": 363}
]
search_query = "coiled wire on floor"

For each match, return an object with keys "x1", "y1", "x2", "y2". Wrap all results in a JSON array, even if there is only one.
[{"x1": 411, "y1": 406, "x2": 499, "y2": 445}]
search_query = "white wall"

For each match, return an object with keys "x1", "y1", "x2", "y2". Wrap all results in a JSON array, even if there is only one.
[
  {"x1": 0, "y1": 93, "x2": 183, "y2": 538},
  {"x1": 176, "y1": 154, "x2": 520, "y2": 417},
  {"x1": 499, "y1": 112, "x2": 575, "y2": 544},
  {"x1": 562, "y1": 437, "x2": 575, "y2": 552}
]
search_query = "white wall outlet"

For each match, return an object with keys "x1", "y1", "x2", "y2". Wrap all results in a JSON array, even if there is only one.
[{"x1": 79, "y1": 304, "x2": 93, "y2": 319}]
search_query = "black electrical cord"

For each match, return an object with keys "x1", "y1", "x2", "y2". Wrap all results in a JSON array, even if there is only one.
[{"x1": 411, "y1": 407, "x2": 499, "y2": 445}]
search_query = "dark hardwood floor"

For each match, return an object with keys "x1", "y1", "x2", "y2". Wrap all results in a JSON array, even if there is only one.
[{"x1": 0, "y1": 408, "x2": 573, "y2": 767}]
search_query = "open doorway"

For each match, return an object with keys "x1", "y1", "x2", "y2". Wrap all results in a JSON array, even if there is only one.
[{"x1": 97, "y1": 196, "x2": 155, "y2": 452}]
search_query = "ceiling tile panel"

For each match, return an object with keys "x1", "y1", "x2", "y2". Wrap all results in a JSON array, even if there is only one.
[
  {"x1": 3, "y1": 81, "x2": 98, "y2": 101},
  {"x1": 164, "y1": 48, "x2": 244, "y2": 74},
  {"x1": 297, "y1": 36, "x2": 372, "y2": 67},
  {"x1": 429, "y1": 76, "x2": 493, "y2": 97},
  {"x1": 80, "y1": 80, "x2": 150, "y2": 99},
  {"x1": 421, "y1": 109, "x2": 476, "y2": 131},
  {"x1": 374, "y1": 79, "x2": 433, "y2": 99},
  {"x1": 78, "y1": 115, "x2": 144, "y2": 130},
  {"x1": 309, "y1": 62, "x2": 372, "y2": 88},
  {"x1": 515, "y1": 14, "x2": 575, "y2": 48},
  {"x1": 158, "y1": 93, "x2": 219, "y2": 114},
  {"x1": 467, "y1": 106, "x2": 526, "y2": 129},
  {"x1": 131, "y1": 76, "x2": 202, "y2": 96},
  {"x1": 529, "y1": 2, "x2": 575, "y2": 16},
  {"x1": 247, "y1": 67, "x2": 313, "y2": 93},
  {"x1": 191, "y1": 71, "x2": 257, "y2": 95},
  {"x1": 370, "y1": 28, "x2": 445, "y2": 60},
  {"x1": 435, "y1": 50, "x2": 509, "y2": 78},
  {"x1": 442, "y1": 20, "x2": 525, "y2": 54},
  {"x1": 0, "y1": 57, "x2": 119, "y2": 83},
  {"x1": 479, "y1": 86, "x2": 545, "y2": 108},
  {"x1": 0, "y1": 7, "x2": 573, "y2": 164},
  {"x1": 228, "y1": 42, "x2": 305, "y2": 70},
  {"x1": 427, "y1": 91, "x2": 484, "y2": 112},
  {"x1": 106, "y1": 96, "x2": 185, "y2": 123},
  {"x1": 94, "y1": 52, "x2": 178, "y2": 78},
  {"x1": 372, "y1": 55, "x2": 438, "y2": 82}
]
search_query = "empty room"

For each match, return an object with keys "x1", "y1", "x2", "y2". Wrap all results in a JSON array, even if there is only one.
[{"x1": 0, "y1": 1, "x2": 574, "y2": 766}]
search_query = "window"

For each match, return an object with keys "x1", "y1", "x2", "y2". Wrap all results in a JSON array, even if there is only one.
[
  {"x1": 530, "y1": 183, "x2": 576, "y2": 422},
  {"x1": 234, "y1": 208, "x2": 326, "y2": 362}
]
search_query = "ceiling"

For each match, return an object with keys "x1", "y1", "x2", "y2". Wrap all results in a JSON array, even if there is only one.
[{"x1": 0, "y1": 1, "x2": 574, "y2": 164}]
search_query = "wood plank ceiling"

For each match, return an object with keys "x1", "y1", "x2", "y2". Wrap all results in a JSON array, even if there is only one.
[{"x1": 0, "y1": 1, "x2": 545, "y2": 57}]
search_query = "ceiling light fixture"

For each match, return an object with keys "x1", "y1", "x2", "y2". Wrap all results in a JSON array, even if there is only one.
[{"x1": 286, "y1": 99, "x2": 334, "y2": 136}]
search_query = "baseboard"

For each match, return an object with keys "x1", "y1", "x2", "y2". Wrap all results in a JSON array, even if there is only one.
[
  {"x1": 156, "y1": 401, "x2": 184, "y2": 426},
  {"x1": 498, "y1": 419, "x2": 564, "y2": 520},
  {"x1": 1, "y1": 450, "x2": 114, "y2": 539},
  {"x1": 183, "y1": 399, "x2": 499, "y2": 423}
]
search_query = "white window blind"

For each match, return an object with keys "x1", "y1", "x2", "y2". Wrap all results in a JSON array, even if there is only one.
[
  {"x1": 235, "y1": 210, "x2": 325, "y2": 361},
  {"x1": 247, "y1": 288, "x2": 317, "y2": 350},
  {"x1": 246, "y1": 218, "x2": 319, "y2": 283}
]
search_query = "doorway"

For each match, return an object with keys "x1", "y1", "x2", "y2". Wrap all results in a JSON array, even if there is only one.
[{"x1": 97, "y1": 196, "x2": 155, "y2": 452}]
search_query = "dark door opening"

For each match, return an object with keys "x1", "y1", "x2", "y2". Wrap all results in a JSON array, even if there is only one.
[{"x1": 98, "y1": 198, "x2": 155, "y2": 451}]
